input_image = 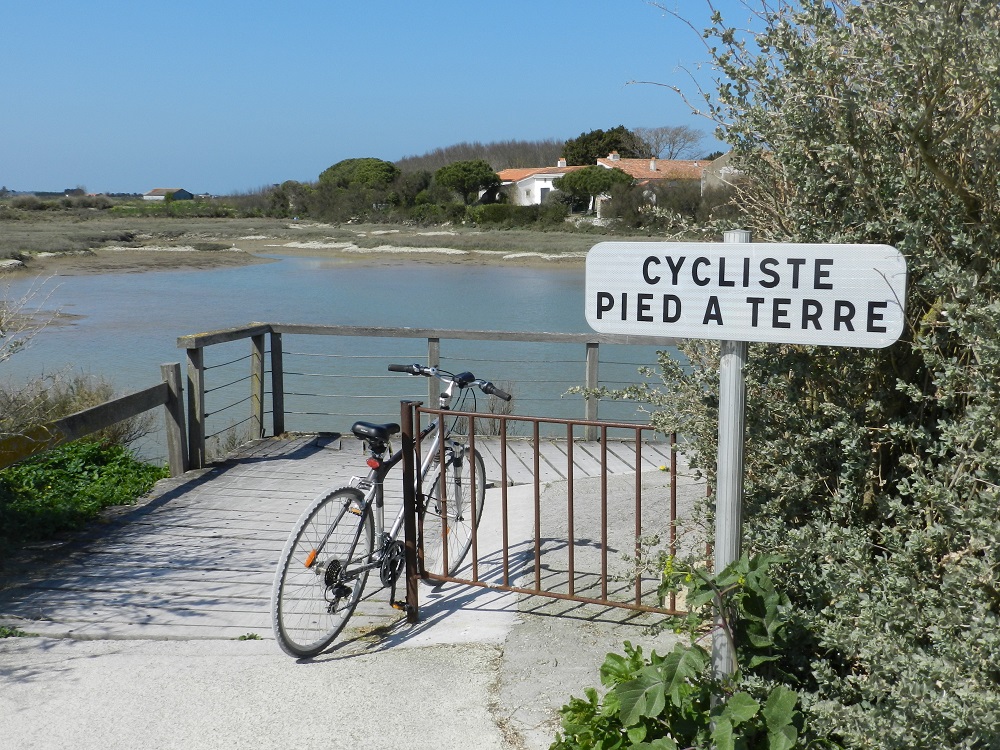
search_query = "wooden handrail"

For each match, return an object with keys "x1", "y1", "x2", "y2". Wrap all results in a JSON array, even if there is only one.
[
  {"x1": 177, "y1": 322, "x2": 677, "y2": 348},
  {"x1": 0, "y1": 363, "x2": 187, "y2": 476}
]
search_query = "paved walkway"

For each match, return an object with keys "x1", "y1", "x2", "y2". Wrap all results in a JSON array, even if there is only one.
[{"x1": 0, "y1": 435, "x2": 701, "y2": 749}]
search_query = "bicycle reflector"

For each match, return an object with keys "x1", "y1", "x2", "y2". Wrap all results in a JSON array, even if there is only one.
[
  {"x1": 366, "y1": 457, "x2": 381, "y2": 469},
  {"x1": 304, "y1": 549, "x2": 318, "y2": 568}
]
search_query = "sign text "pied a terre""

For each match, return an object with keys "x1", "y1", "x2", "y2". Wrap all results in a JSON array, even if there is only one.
[{"x1": 585, "y1": 242, "x2": 907, "y2": 348}]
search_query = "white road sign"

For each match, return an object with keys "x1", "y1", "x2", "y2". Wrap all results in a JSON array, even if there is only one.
[{"x1": 586, "y1": 241, "x2": 907, "y2": 348}]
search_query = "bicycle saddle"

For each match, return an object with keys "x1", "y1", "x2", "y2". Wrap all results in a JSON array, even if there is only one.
[{"x1": 351, "y1": 421, "x2": 400, "y2": 443}]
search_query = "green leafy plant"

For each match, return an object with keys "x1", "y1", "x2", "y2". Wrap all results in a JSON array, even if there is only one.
[
  {"x1": 551, "y1": 555, "x2": 821, "y2": 750},
  {"x1": 0, "y1": 441, "x2": 167, "y2": 551},
  {"x1": 235, "y1": 633, "x2": 262, "y2": 641},
  {"x1": 0, "y1": 625, "x2": 32, "y2": 638}
]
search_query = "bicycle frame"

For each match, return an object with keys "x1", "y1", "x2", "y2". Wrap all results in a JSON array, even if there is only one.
[{"x1": 343, "y1": 378, "x2": 466, "y2": 576}]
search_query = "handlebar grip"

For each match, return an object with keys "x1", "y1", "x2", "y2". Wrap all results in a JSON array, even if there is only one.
[
  {"x1": 388, "y1": 363, "x2": 420, "y2": 374},
  {"x1": 483, "y1": 382, "x2": 512, "y2": 401}
]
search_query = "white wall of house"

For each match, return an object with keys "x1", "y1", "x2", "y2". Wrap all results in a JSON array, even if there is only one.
[{"x1": 519, "y1": 175, "x2": 557, "y2": 205}]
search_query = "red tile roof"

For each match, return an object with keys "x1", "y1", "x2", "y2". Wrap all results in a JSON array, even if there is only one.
[
  {"x1": 595, "y1": 158, "x2": 710, "y2": 182},
  {"x1": 497, "y1": 166, "x2": 586, "y2": 183},
  {"x1": 498, "y1": 158, "x2": 709, "y2": 185}
]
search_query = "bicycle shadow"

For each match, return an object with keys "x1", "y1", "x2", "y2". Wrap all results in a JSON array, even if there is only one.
[{"x1": 297, "y1": 540, "x2": 536, "y2": 662}]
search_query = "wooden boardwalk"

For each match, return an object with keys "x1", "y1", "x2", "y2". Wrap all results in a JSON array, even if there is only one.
[{"x1": 0, "y1": 434, "x2": 690, "y2": 642}]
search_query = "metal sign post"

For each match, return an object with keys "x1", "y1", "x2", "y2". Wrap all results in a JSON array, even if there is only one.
[
  {"x1": 584, "y1": 230, "x2": 907, "y2": 683},
  {"x1": 713, "y1": 229, "x2": 750, "y2": 678}
]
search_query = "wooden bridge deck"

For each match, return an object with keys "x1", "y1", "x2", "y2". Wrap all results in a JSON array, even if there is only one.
[{"x1": 0, "y1": 434, "x2": 688, "y2": 642}]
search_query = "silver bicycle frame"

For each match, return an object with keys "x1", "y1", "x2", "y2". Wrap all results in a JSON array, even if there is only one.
[{"x1": 352, "y1": 377, "x2": 460, "y2": 552}]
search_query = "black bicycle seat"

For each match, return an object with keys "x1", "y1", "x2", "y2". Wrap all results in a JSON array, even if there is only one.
[{"x1": 351, "y1": 421, "x2": 400, "y2": 443}]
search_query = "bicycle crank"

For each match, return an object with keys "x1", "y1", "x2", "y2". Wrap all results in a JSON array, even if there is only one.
[{"x1": 379, "y1": 540, "x2": 406, "y2": 586}]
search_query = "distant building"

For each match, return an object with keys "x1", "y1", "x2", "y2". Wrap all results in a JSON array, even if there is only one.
[
  {"x1": 496, "y1": 159, "x2": 587, "y2": 206},
  {"x1": 700, "y1": 151, "x2": 743, "y2": 195},
  {"x1": 498, "y1": 154, "x2": 715, "y2": 207},
  {"x1": 143, "y1": 188, "x2": 194, "y2": 201},
  {"x1": 596, "y1": 152, "x2": 711, "y2": 186}
]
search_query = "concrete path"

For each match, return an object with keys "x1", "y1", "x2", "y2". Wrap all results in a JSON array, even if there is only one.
[{"x1": 0, "y1": 436, "x2": 704, "y2": 749}]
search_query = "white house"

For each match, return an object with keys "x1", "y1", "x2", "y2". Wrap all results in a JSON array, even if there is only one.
[
  {"x1": 496, "y1": 159, "x2": 587, "y2": 206},
  {"x1": 497, "y1": 154, "x2": 713, "y2": 207}
]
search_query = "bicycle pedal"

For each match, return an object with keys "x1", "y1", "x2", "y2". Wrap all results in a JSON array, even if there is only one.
[{"x1": 390, "y1": 600, "x2": 408, "y2": 611}]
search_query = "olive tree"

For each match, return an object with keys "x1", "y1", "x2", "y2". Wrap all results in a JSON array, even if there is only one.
[{"x1": 633, "y1": 1, "x2": 1000, "y2": 746}]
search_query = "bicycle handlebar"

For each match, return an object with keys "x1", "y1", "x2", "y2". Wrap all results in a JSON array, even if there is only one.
[
  {"x1": 387, "y1": 363, "x2": 421, "y2": 374},
  {"x1": 387, "y1": 363, "x2": 512, "y2": 401}
]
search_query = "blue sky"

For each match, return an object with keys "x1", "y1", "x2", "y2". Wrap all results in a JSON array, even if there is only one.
[{"x1": 2, "y1": 1, "x2": 747, "y2": 195}]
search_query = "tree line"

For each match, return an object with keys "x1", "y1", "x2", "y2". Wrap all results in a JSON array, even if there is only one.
[{"x1": 228, "y1": 124, "x2": 728, "y2": 229}]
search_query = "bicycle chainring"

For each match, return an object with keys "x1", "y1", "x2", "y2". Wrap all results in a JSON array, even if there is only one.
[{"x1": 379, "y1": 540, "x2": 406, "y2": 586}]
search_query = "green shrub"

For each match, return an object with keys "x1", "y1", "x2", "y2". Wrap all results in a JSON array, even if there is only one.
[
  {"x1": 407, "y1": 203, "x2": 447, "y2": 224},
  {"x1": 613, "y1": 1, "x2": 1000, "y2": 746},
  {"x1": 552, "y1": 555, "x2": 823, "y2": 749},
  {"x1": 0, "y1": 441, "x2": 167, "y2": 548},
  {"x1": 467, "y1": 203, "x2": 541, "y2": 227}
]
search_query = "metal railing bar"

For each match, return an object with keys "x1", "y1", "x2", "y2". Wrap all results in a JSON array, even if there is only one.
[
  {"x1": 204, "y1": 396, "x2": 249, "y2": 417},
  {"x1": 500, "y1": 419, "x2": 510, "y2": 588},
  {"x1": 533, "y1": 419, "x2": 541, "y2": 591},
  {"x1": 634, "y1": 428, "x2": 643, "y2": 606},
  {"x1": 468, "y1": 422, "x2": 480, "y2": 583},
  {"x1": 283, "y1": 391, "x2": 423, "y2": 400},
  {"x1": 439, "y1": 356, "x2": 584, "y2": 365},
  {"x1": 601, "y1": 424, "x2": 609, "y2": 601},
  {"x1": 205, "y1": 374, "x2": 251, "y2": 393},
  {"x1": 204, "y1": 353, "x2": 253, "y2": 370},
  {"x1": 282, "y1": 372, "x2": 420, "y2": 380},
  {"x1": 283, "y1": 351, "x2": 425, "y2": 359},
  {"x1": 566, "y1": 422, "x2": 576, "y2": 598},
  {"x1": 417, "y1": 575, "x2": 680, "y2": 616},
  {"x1": 205, "y1": 414, "x2": 253, "y2": 439}
]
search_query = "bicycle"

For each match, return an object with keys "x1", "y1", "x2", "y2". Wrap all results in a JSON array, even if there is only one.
[{"x1": 270, "y1": 363, "x2": 512, "y2": 657}]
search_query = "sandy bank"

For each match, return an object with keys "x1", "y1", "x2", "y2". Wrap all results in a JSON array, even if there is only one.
[{"x1": 0, "y1": 238, "x2": 588, "y2": 279}]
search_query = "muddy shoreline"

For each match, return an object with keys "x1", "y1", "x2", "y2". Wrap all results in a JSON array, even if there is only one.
[{"x1": 0, "y1": 221, "x2": 598, "y2": 279}]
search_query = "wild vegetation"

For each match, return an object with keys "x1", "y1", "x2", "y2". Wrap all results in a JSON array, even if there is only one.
[
  {"x1": 554, "y1": 1, "x2": 1000, "y2": 747},
  {"x1": 0, "y1": 370, "x2": 167, "y2": 559},
  {"x1": 0, "y1": 275, "x2": 167, "y2": 559},
  {"x1": 1, "y1": 125, "x2": 726, "y2": 253},
  {"x1": 0, "y1": 440, "x2": 167, "y2": 556}
]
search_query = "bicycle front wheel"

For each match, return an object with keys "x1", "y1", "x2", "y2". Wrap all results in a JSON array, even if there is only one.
[
  {"x1": 271, "y1": 487, "x2": 373, "y2": 657},
  {"x1": 421, "y1": 446, "x2": 486, "y2": 579}
]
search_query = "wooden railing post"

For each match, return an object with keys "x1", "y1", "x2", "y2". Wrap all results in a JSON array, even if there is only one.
[
  {"x1": 584, "y1": 342, "x2": 599, "y2": 440},
  {"x1": 427, "y1": 337, "x2": 440, "y2": 406},
  {"x1": 186, "y1": 346, "x2": 206, "y2": 469},
  {"x1": 250, "y1": 333, "x2": 266, "y2": 439},
  {"x1": 160, "y1": 363, "x2": 188, "y2": 476},
  {"x1": 270, "y1": 331, "x2": 285, "y2": 436}
]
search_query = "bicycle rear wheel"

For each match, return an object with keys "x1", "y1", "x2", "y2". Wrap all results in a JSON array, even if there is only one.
[
  {"x1": 271, "y1": 488, "x2": 373, "y2": 657},
  {"x1": 420, "y1": 446, "x2": 486, "y2": 579}
]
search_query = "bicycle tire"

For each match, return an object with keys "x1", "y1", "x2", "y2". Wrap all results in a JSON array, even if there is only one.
[
  {"x1": 420, "y1": 446, "x2": 486, "y2": 579},
  {"x1": 271, "y1": 487, "x2": 373, "y2": 657}
]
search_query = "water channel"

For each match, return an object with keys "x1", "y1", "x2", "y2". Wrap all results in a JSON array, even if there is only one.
[{"x1": 3, "y1": 254, "x2": 677, "y2": 460}]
